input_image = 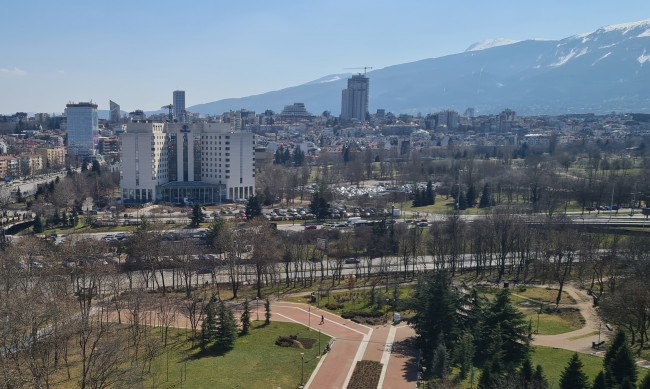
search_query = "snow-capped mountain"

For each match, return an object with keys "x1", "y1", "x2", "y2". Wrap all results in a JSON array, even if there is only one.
[{"x1": 190, "y1": 19, "x2": 650, "y2": 116}]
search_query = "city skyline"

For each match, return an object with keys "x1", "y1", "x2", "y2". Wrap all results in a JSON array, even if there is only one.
[{"x1": 1, "y1": 0, "x2": 649, "y2": 114}]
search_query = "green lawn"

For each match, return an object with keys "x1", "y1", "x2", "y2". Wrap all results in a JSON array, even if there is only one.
[
  {"x1": 523, "y1": 308, "x2": 585, "y2": 335},
  {"x1": 148, "y1": 322, "x2": 329, "y2": 389},
  {"x1": 530, "y1": 346, "x2": 603, "y2": 387}
]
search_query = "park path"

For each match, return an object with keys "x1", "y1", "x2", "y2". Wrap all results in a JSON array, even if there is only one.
[
  {"x1": 273, "y1": 302, "x2": 418, "y2": 389},
  {"x1": 532, "y1": 284, "x2": 607, "y2": 353},
  {"x1": 530, "y1": 284, "x2": 650, "y2": 370}
]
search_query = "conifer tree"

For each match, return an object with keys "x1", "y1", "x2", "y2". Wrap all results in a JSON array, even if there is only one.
[
  {"x1": 264, "y1": 298, "x2": 271, "y2": 325},
  {"x1": 200, "y1": 302, "x2": 216, "y2": 351},
  {"x1": 240, "y1": 298, "x2": 251, "y2": 335},
  {"x1": 519, "y1": 354, "x2": 533, "y2": 385},
  {"x1": 591, "y1": 370, "x2": 606, "y2": 389},
  {"x1": 532, "y1": 364, "x2": 549, "y2": 389},
  {"x1": 638, "y1": 371, "x2": 650, "y2": 389},
  {"x1": 426, "y1": 180, "x2": 435, "y2": 205},
  {"x1": 431, "y1": 342, "x2": 449, "y2": 378},
  {"x1": 215, "y1": 301, "x2": 238, "y2": 350},
  {"x1": 479, "y1": 183, "x2": 491, "y2": 208},
  {"x1": 559, "y1": 353, "x2": 590, "y2": 389}
]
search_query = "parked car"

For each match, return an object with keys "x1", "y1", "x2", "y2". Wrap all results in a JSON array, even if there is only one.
[
  {"x1": 304, "y1": 225, "x2": 317, "y2": 230},
  {"x1": 344, "y1": 257, "x2": 360, "y2": 264}
]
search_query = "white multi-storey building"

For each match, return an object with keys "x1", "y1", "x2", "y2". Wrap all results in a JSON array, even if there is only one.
[
  {"x1": 120, "y1": 121, "x2": 255, "y2": 204},
  {"x1": 66, "y1": 102, "x2": 98, "y2": 159}
]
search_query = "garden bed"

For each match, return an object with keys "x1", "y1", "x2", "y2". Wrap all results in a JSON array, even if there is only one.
[{"x1": 346, "y1": 360, "x2": 383, "y2": 389}]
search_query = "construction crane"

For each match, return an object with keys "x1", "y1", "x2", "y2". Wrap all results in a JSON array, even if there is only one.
[
  {"x1": 345, "y1": 66, "x2": 373, "y2": 75},
  {"x1": 161, "y1": 104, "x2": 174, "y2": 121}
]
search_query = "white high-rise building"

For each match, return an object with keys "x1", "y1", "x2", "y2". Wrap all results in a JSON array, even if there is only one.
[
  {"x1": 65, "y1": 102, "x2": 98, "y2": 159},
  {"x1": 120, "y1": 121, "x2": 255, "y2": 204},
  {"x1": 173, "y1": 90, "x2": 186, "y2": 122},
  {"x1": 340, "y1": 74, "x2": 369, "y2": 121}
]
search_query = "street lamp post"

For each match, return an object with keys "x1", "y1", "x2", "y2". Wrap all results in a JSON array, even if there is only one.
[
  {"x1": 300, "y1": 352, "x2": 305, "y2": 387},
  {"x1": 308, "y1": 304, "x2": 311, "y2": 330}
]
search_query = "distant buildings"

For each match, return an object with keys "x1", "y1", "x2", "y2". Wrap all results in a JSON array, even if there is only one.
[
  {"x1": 119, "y1": 121, "x2": 255, "y2": 204},
  {"x1": 173, "y1": 90, "x2": 186, "y2": 122},
  {"x1": 65, "y1": 102, "x2": 98, "y2": 159},
  {"x1": 279, "y1": 103, "x2": 312, "y2": 121},
  {"x1": 109, "y1": 100, "x2": 121, "y2": 123},
  {"x1": 341, "y1": 74, "x2": 369, "y2": 121}
]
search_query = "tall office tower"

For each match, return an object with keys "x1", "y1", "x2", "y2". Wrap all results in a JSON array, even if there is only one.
[
  {"x1": 340, "y1": 74, "x2": 369, "y2": 121},
  {"x1": 109, "y1": 100, "x2": 121, "y2": 123},
  {"x1": 65, "y1": 102, "x2": 98, "y2": 159},
  {"x1": 173, "y1": 90, "x2": 186, "y2": 122}
]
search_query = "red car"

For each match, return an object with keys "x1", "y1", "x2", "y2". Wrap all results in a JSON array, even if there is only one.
[{"x1": 304, "y1": 225, "x2": 317, "y2": 230}]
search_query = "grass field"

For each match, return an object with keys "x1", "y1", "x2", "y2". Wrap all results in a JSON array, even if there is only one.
[
  {"x1": 530, "y1": 346, "x2": 604, "y2": 387},
  {"x1": 52, "y1": 322, "x2": 329, "y2": 389}
]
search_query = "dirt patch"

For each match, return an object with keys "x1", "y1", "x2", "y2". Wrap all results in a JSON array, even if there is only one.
[
  {"x1": 275, "y1": 335, "x2": 316, "y2": 349},
  {"x1": 347, "y1": 360, "x2": 383, "y2": 389}
]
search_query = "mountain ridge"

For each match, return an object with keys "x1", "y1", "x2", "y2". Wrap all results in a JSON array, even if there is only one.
[{"x1": 188, "y1": 19, "x2": 650, "y2": 116}]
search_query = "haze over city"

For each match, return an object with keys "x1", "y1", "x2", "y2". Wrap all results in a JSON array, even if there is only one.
[{"x1": 2, "y1": 0, "x2": 650, "y2": 113}]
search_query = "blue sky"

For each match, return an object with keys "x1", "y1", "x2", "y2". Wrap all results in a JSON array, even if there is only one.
[{"x1": 1, "y1": 0, "x2": 649, "y2": 114}]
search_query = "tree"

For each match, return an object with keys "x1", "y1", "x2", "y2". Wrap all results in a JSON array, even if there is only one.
[
  {"x1": 532, "y1": 364, "x2": 549, "y2": 389},
  {"x1": 457, "y1": 191, "x2": 467, "y2": 210},
  {"x1": 591, "y1": 371, "x2": 606, "y2": 389},
  {"x1": 608, "y1": 338, "x2": 637, "y2": 388},
  {"x1": 200, "y1": 301, "x2": 216, "y2": 351},
  {"x1": 411, "y1": 272, "x2": 458, "y2": 364},
  {"x1": 245, "y1": 195, "x2": 262, "y2": 219},
  {"x1": 479, "y1": 183, "x2": 491, "y2": 208},
  {"x1": 190, "y1": 203, "x2": 204, "y2": 227},
  {"x1": 264, "y1": 298, "x2": 271, "y2": 325},
  {"x1": 559, "y1": 353, "x2": 590, "y2": 389},
  {"x1": 426, "y1": 180, "x2": 436, "y2": 206},
  {"x1": 91, "y1": 160, "x2": 101, "y2": 175},
  {"x1": 476, "y1": 289, "x2": 529, "y2": 367},
  {"x1": 519, "y1": 354, "x2": 533, "y2": 386},
  {"x1": 240, "y1": 298, "x2": 251, "y2": 335},
  {"x1": 309, "y1": 192, "x2": 329, "y2": 221},
  {"x1": 477, "y1": 360, "x2": 494, "y2": 389},
  {"x1": 638, "y1": 371, "x2": 650, "y2": 389},
  {"x1": 214, "y1": 301, "x2": 237, "y2": 351},
  {"x1": 431, "y1": 342, "x2": 449, "y2": 378},
  {"x1": 32, "y1": 215, "x2": 44, "y2": 233}
]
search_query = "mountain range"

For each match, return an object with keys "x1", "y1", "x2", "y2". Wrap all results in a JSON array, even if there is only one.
[{"x1": 188, "y1": 19, "x2": 650, "y2": 116}]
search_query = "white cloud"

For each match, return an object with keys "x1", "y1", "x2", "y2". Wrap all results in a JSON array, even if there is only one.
[{"x1": 0, "y1": 67, "x2": 27, "y2": 76}]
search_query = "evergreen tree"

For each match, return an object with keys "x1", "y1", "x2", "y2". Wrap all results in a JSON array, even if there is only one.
[
  {"x1": 477, "y1": 360, "x2": 494, "y2": 389},
  {"x1": 412, "y1": 188, "x2": 421, "y2": 207},
  {"x1": 431, "y1": 342, "x2": 449, "y2": 378},
  {"x1": 190, "y1": 203, "x2": 204, "y2": 227},
  {"x1": 457, "y1": 333, "x2": 475, "y2": 380},
  {"x1": 466, "y1": 184, "x2": 477, "y2": 207},
  {"x1": 200, "y1": 302, "x2": 216, "y2": 351},
  {"x1": 245, "y1": 195, "x2": 262, "y2": 219},
  {"x1": 638, "y1": 371, "x2": 650, "y2": 389},
  {"x1": 457, "y1": 191, "x2": 467, "y2": 210},
  {"x1": 519, "y1": 354, "x2": 533, "y2": 386},
  {"x1": 411, "y1": 272, "x2": 458, "y2": 364},
  {"x1": 15, "y1": 187, "x2": 23, "y2": 203},
  {"x1": 293, "y1": 145, "x2": 305, "y2": 166},
  {"x1": 240, "y1": 298, "x2": 251, "y2": 335},
  {"x1": 476, "y1": 289, "x2": 529, "y2": 367},
  {"x1": 591, "y1": 371, "x2": 606, "y2": 389},
  {"x1": 215, "y1": 301, "x2": 237, "y2": 350},
  {"x1": 426, "y1": 180, "x2": 435, "y2": 205},
  {"x1": 91, "y1": 160, "x2": 101, "y2": 175},
  {"x1": 479, "y1": 183, "x2": 491, "y2": 208},
  {"x1": 309, "y1": 190, "x2": 330, "y2": 221},
  {"x1": 559, "y1": 353, "x2": 590, "y2": 389},
  {"x1": 604, "y1": 331, "x2": 637, "y2": 388},
  {"x1": 32, "y1": 216, "x2": 43, "y2": 233},
  {"x1": 609, "y1": 340, "x2": 637, "y2": 388},
  {"x1": 264, "y1": 298, "x2": 271, "y2": 325},
  {"x1": 532, "y1": 365, "x2": 549, "y2": 389}
]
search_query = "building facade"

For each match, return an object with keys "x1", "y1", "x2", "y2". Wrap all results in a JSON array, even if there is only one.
[
  {"x1": 119, "y1": 121, "x2": 255, "y2": 205},
  {"x1": 340, "y1": 74, "x2": 369, "y2": 121},
  {"x1": 65, "y1": 102, "x2": 98, "y2": 159},
  {"x1": 109, "y1": 100, "x2": 121, "y2": 123},
  {"x1": 173, "y1": 90, "x2": 186, "y2": 122}
]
